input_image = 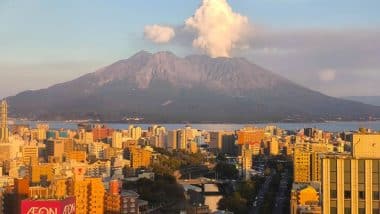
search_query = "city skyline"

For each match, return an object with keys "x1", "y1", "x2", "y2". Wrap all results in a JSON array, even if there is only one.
[
  {"x1": 1, "y1": 0, "x2": 380, "y2": 98},
  {"x1": 2, "y1": 1, "x2": 380, "y2": 214}
]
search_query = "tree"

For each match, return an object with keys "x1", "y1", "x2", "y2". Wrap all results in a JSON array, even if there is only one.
[
  {"x1": 215, "y1": 162, "x2": 238, "y2": 179},
  {"x1": 218, "y1": 192, "x2": 248, "y2": 214}
]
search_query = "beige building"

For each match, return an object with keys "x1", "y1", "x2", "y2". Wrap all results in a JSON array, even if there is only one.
[
  {"x1": 269, "y1": 137, "x2": 279, "y2": 156},
  {"x1": 22, "y1": 145, "x2": 39, "y2": 165},
  {"x1": 294, "y1": 147, "x2": 311, "y2": 182},
  {"x1": 321, "y1": 133, "x2": 380, "y2": 214},
  {"x1": 294, "y1": 143, "x2": 330, "y2": 182},
  {"x1": 129, "y1": 125, "x2": 142, "y2": 140},
  {"x1": 112, "y1": 131, "x2": 123, "y2": 149}
]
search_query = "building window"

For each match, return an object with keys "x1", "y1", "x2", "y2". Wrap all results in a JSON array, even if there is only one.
[
  {"x1": 359, "y1": 191, "x2": 365, "y2": 200},
  {"x1": 344, "y1": 191, "x2": 351, "y2": 199},
  {"x1": 330, "y1": 159, "x2": 337, "y2": 171},
  {"x1": 344, "y1": 208, "x2": 351, "y2": 214},
  {"x1": 330, "y1": 207, "x2": 337, "y2": 214},
  {"x1": 374, "y1": 191, "x2": 380, "y2": 200},
  {"x1": 359, "y1": 208, "x2": 365, "y2": 214},
  {"x1": 331, "y1": 190, "x2": 337, "y2": 199},
  {"x1": 373, "y1": 208, "x2": 380, "y2": 214}
]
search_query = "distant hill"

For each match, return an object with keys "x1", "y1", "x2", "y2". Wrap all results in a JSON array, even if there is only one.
[
  {"x1": 6, "y1": 51, "x2": 380, "y2": 122},
  {"x1": 343, "y1": 96, "x2": 380, "y2": 107}
]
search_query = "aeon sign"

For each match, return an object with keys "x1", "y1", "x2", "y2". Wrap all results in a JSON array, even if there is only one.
[{"x1": 21, "y1": 197, "x2": 75, "y2": 214}]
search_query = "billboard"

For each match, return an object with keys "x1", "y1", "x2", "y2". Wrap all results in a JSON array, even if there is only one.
[{"x1": 21, "y1": 197, "x2": 75, "y2": 214}]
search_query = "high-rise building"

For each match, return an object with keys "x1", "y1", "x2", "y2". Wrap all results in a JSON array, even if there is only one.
[
  {"x1": 241, "y1": 145, "x2": 253, "y2": 180},
  {"x1": 178, "y1": 126, "x2": 196, "y2": 150},
  {"x1": 129, "y1": 125, "x2": 142, "y2": 140},
  {"x1": 70, "y1": 174, "x2": 105, "y2": 214},
  {"x1": 22, "y1": 145, "x2": 39, "y2": 166},
  {"x1": 112, "y1": 131, "x2": 123, "y2": 149},
  {"x1": 104, "y1": 180, "x2": 121, "y2": 214},
  {"x1": 92, "y1": 125, "x2": 114, "y2": 141},
  {"x1": 129, "y1": 147, "x2": 152, "y2": 169},
  {"x1": 269, "y1": 137, "x2": 279, "y2": 156},
  {"x1": 167, "y1": 130, "x2": 178, "y2": 151},
  {"x1": 321, "y1": 133, "x2": 380, "y2": 214},
  {"x1": 209, "y1": 131, "x2": 223, "y2": 150},
  {"x1": 236, "y1": 127, "x2": 265, "y2": 145},
  {"x1": 46, "y1": 139, "x2": 65, "y2": 161},
  {"x1": 0, "y1": 100, "x2": 9, "y2": 143},
  {"x1": 293, "y1": 143, "x2": 330, "y2": 183},
  {"x1": 294, "y1": 147, "x2": 311, "y2": 182}
]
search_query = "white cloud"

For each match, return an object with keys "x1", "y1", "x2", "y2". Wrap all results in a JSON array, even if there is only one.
[
  {"x1": 185, "y1": 0, "x2": 250, "y2": 58},
  {"x1": 144, "y1": 25, "x2": 175, "y2": 43},
  {"x1": 318, "y1": 69, "x2": 336, "y2": 82}
]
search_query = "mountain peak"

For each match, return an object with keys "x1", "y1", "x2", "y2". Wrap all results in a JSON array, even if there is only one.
[{"x1": 7, "y1": 50, "x2": 380, "y2": 122}]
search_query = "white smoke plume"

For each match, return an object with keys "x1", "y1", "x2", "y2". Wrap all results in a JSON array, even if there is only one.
[
  {"x1": 185, "y1": 0, "x2": 249, "y2": 57},
  {"x1": 144, "y1": 25, "x2": 175, "y2": 43}
]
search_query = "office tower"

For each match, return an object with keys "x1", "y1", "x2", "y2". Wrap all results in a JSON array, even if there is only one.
[
  {"x1": 236, "y1": 127, "x2": 265, "y2": 145},
  {"x1": 241, "y1": 145, "x2": 253, "y2": 180},
  {"x1": 290, "y1": 182, "x2": 321, "y2": 214},
  {"x1": 0, "y1": 100, "x2": 9, "y2": 143},
  {"x1": 294, "y1": 147, "x2": 311, "y2": 182},
  {"x1": 112, "y1": 131, "x2": 123, "y2": 149},
  {"x1": 269, "y1": 137, "x2": 279, "y2": 156},
  {"x1": 22, "y1": 145, "x2": 39, "y2": 166},
  {"x1": 311, "y1": 152, "x2": 323, "y2": 182},
  {"x1": 321, "y1": 133, "x2": 380, "y2": 214},
  {"x1": 46, "y1": 139, "x2": 65, "y2": 161},
  {"x1": 293, "y1": 143, "x2": 330, "y2": 183}
]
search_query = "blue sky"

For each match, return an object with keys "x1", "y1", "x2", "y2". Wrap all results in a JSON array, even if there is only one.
[{"x1": 1, "y1": 0, "x2": 380, "y2": 98}]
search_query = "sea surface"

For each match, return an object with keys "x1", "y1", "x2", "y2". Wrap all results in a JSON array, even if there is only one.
[{"x1": 12, "y1": 120, "x2": 380, "y2": 132}]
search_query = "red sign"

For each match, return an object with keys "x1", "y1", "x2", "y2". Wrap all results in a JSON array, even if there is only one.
[{"x1": 21, "y1": 197, "x2": 75, "y2": 214}]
